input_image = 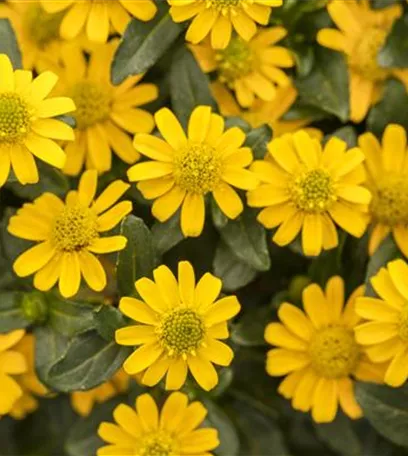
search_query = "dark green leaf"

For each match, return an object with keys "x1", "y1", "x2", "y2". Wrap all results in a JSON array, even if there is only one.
[
  {"x1": 245, "y1": 125, "x2": 272, "y2": 160},
  {"x1": 378, "y1": 15, "x2": 408, "y2": 68},
  {"x1": 94, "y1": 305, "x2": 128, "y2": 341},
  {"x1": 0, "y1": 291, "x2": 29, "y2": 332},
  {"x1": 230, "y1": 305, "x2": 271, "y2": 347},
  {"x1": 295, "y1": 47, "x2": 349, "y2": 121},
  {"x1": 47, "y1": 330, "x2": 131, "y2": 392},
  {"x1": 170, "y1": 46, "x2": 217, "y2": 128},
  {"x1": 211, "y1": 198, "x2": 229, "y2": 230},
  {"x1": 0, "y1": 19, "x2": 21, "y2": 68},
  {"x1": 367, "y1": 78, "x2": 408, "y2": 136},
  {"x1": 225, "y1": 116, "x2": 251, "y2": 132},
  {"x1": 111, "y1": 3, "x2": 183, "y2": 84},
  {"x1": 356, "y1": 382, "x2": 408, "y2": 449},
  {"x1": 151, "y1": 211, "x2": 184, "y2": 254},
  {"x1": 218, "y1": 208, "x2": 271, "y2": 271},
  {"x1": 326, "y1": 126, "x2": 357, "y2": 148},
  {"x1": 213, "y1": 241, "x2": 257, "y2": 292},
  {"x1": 116, "y1": 215, "x2": 157, "y2": 297},
  {"x1": 371, "y1": 0, "x2": 400, "y2": 8}
]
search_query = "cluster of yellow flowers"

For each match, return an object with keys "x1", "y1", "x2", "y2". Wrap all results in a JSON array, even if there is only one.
[{"x1": 1, "y1": 0, "x2": 408, "y2": 452}]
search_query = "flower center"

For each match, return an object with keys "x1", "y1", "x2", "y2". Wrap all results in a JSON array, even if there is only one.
[
  {"x1": 370, "y1": 173, "x2": 408, "y2": 226},
  {"x1": 204, "y1": 0, "x2": 241, "y2": 12},
  {"x1": 23, "y1": 4, "x2": 64, "y2": 48},
  {"x1": 215, "y1": 37, "x2": 254, "y2": 87},
  {"x1": 174, "y1": 143, "x2": 222, "y2": 194},
  {"x1": 290, "y1": 168, "x2": 336, "y2": 212},
  {"x1": 157, "y1": 308, "x2": 205, "y2": 357},
  {"x1": 309, "y1": 326, "x2": 360, "y2": 378},
  {"x1": 137, "y1": 431, "x2": 177, "y2": 456},
  {"x1": 69, "y1": 81, "x2": 112, "y2": 130},
  {"x1": 52, "y1": 205, "x2": 99, "y2": 252},
  {"x1": 399, "y1": 304, "x2": 408, "y2": 341},
  {"x1": 0, "y1": 93, "x2": 32, "y2": 144},
  {"x1": 348, "y1": 27, "x2": 389, "y2": 81}
]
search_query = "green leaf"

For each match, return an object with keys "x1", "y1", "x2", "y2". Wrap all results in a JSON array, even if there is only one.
[
  {"x1": 46, "y1": 330, "x2": 131, "y2": 392},
  {"x1": 371, "y1": 0, "x2": 400, "y2": 8},
  {"x1": 230, "y1": 305, "x2": 271, "y2": 347},
  {"x1": 170, "y1": 46, "x2": 217, "y2": 128},
  {"x1": 295, "y1": 47, "x2": 349, "y2": 121},
  {"x1": 213, "y1": 241, "x2": 257, "y2": 292},
  {"x1": 111, "y1": 3, "x2": 183, "y2": 84},
  {"x1": 116, "y1": 215, "x2": 157, "y2": 297},
  {"x1": 0, "y1": 19, "x2": 21, "y2": 68},
  {"x1": 356, "y1": 382, "x2": 408, "y2": 449},
  {"x1": 224, "y1": 116, "x2": 251, "y2": 132},
  {"x1": 151, "y1": 212, "x2": 184, "y2": 254},
  {"x1": 378, "y1": 15, "x2": 408, "y2": 68},
  {"x1": 94, "y1": 305, "x2": 128, "y2": 342},
  {"x1": 211, "y1": 199, "x2": 229, "y2": 230},
  {"x1": 0, "y1": 291, "x2": 29, "y2": 332},
  {"x1": 217, "y1": 208, "x2": 271, "y2": 271},
  {"x1": 367, "y1": 78, "x2": 408, "y2": 136},
  {"x1": 47, "y1": 294, "x2": 96, "y2": 337},
  {"x1": 326, "y1": 126, "x2": 357, "y2": 148},
  {"x1": 245, "y1": 125, "x2": 272, "y2": 160}
]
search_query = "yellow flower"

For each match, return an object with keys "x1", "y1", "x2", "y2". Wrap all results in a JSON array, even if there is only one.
[
  {"x1": 317, "y1": 0, "x2": 408, "y2": 122},
  {"x1": 247, "y1": 130, "x2": 371, "y2": 256},
  {"x1": 0, "y1": 329, "x2": 27, "y2": 415},
  {"x1": 116, "y1": 261, "x2": 240, "y2": 391},
  {"x1": 0, "y1": 54, "x2": 75, "y2": 186},
  {"x1": 71, "y1": 369, "x2": 131, "y2": 417},
  {"x1": 355, "y1": 259, "x2": 408, "y2": 387},
  {"x1": 8, "y1": 170, "x2": 131, "y2": 298},
  {"x1": 8, "y1": 333, "x2": 48, "y2": 420},
  {"x1": 191, "y1": 27, "x2": 294, "y2": 108},
  {"x1": 50, "y1": 40, "x2": 158, "y2": 176},
  {"x1": 39, "y1": 0, "x2": 157, "y2": 43},
  {"x1": 128, "y1": 105, "x2": 258, "y2": 238},
  {"x1": 359, "y1": 124, "x2": 408, "y2": 257},
  {"x1": 266, "y1": 278, "x2": 384, "y2": 423},
  {"x1": 168, "y1": 0, "x2": 282, "y2": 49},
  {"x1": 97, "y1": 392, "x2": 219, "y2": 456}
]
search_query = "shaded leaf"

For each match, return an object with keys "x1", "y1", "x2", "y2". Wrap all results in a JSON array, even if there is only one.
[
  {"x1": 151, "y1": 211, "x2": 184, "y2": 254},
  {"x1": 94, "y1": 305, "x2": 128, "y2": 342},
  {"x1": 0, "y1": 291, "x2": 30, "y2": 332},
  {"x1": 231, "y1": 305, "x2": 271, "y2": 347},
  {"x1": 0, "y1": 19, "x2": 21, "y2": 68},
  {"x1": 245, "y1": 125, "x2": 272, "y2": 160},
  {"x1": 378, "y1": 15, "x2": 408, "y2": 68}
]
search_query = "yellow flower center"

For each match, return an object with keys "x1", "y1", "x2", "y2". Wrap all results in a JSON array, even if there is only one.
[
  {"x1": 0, "y1": 93, "x2": 32, "y2": 144},
  {"x1": 348, "y1": 27, "x2": 389, "y2": 81},
  {"x1": 157, "y1": 308, "x2": 205, "y2": 357},
  {"x1": 174, "y1": 143, "x2": 222, "y2": 194},
  {"x1": 290, "y1": 168, "x2": 336, "y2": 212},
  {"x1": 69, "y1": 81, "x2": 112, "y2": 130},
  {"x1": 52, "y1": 204, "x2": 99, "y2": 252},
  {"x1": 23, "y1": 4, "x2": 64, "y2": 48},
  {"x1": 215, "y1": 37, "x2": 254, "y2": 87},
  {"x1": 370, "y1": 173, "x2": 408, "y2": 226},
  {"x1": 205, "y1": 0, "x2": 241, "y2": 12},
  {"x1": 137, "y1": 431, "x2": 177, "y2": 456},
  {"x1": 399, "y1": 305, "x2": 408, "y2": 341},
  {"x1": 309, "y1": 326, "x2": 360, "y2": 378}
]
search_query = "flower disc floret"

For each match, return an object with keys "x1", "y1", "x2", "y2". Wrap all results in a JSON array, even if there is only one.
[
  {"x1": 207, "y1": 0, "x2": 241, "y2": 10},
  {"x1": 216, "y1": 37, "x2": 253, "y2": 87},
  {"x1": 138, "y1": 431, "x2": 177, "y2": 456},
  {"x1": 0, "y1": 93, "x2": 32, "y2": 143}
]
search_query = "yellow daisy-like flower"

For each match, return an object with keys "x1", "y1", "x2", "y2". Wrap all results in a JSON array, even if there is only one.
[
  {"x1": 116, "y1": 261, "x2": 240, "y2": 391},
  {"x1": 51, "y1": 40, "x2": 158, "y2": 176},
  {"x1": 97, "y1": 392, "x2": 219, "y2": 456},
  {"x1": 8, "y1": 170, "x2": 132, "y2": 298},
  {"x1": 355, "y1": 259, "x2": 408, "y2": 387},
  {"x1": 247, "y1": 130, "x2": 372, "y2": 256},
  {"x1": 266, "y1": 278, "x2": 384, "y2": 423},
  {"x1": 71, "y1": 369, "x2": 131, "y2": 417},
  {"x1": 128, "y1": 105, "x2": 258, "y2": 238},
  {"x1": 0, "y1": 54, "x2": 75, "y2": 186},
  {"x1": 0, "y1": 0, "x2": 65, "y2": 71},
  {"x1": 40, "y1": 0, "x2": 157, "y2": 43},
  {"x1": 0, "y1": 329, "x2": 27, "y2": 415},
  {"x1": 191, "y1": 27, "x2": 294, "y2": 108},
  {"x1": 359, "y1": 124, "x2": 408, "y2": 257},
  {"x1": 168, "y1": 0, "x2": 282, "y2": 49},
  {"x1": 8, "y1": 333, "x2": 48, "y2": 420},
  {"x1": 317, "y1": 0, "x2": 408, "y2": 123}
]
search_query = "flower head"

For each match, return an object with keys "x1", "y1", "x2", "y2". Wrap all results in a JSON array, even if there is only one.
[
  {"x1": 168, "y1": 0, "x2": 283, "y2": 49},
  {"x1": 116, "y1": 261, "x2": 240, "y2": 391},
  {"x1": 40, "y1": 0, "x2": 157, "y2": 43},
  {"x1": 355, "y1": 259, "x2": 408, "y2": 387},
  {"x1": 8, "y1": 170, "x2": 132, "y2": 298},
  {"x1": 317, "y1": 0, "x2": 408, "y2": 122},
  {"x1": 50, "y1": 40, "x2": 158, "y2": 176},
  {"x1": 128, "y1": 106, "x2": 258, "y2": 238},
  {"x1": 0, "y1": 54, "x2": 75, "y2": 186},
  {"x1": 266, "y1": 278, "x2": 384, "y2": 423},
  {"x1": 247, "y1": 130, "x2": 371, "y2": 256},
  {"x1": 191, "y1": 27, "x2": 294, "y2": 108},
  {"x1": 359, "y1": 124, "x2": 408, "y2": 257},
  {"x1": 0, "y1": 329, "x2": 27, "y2": 415},
  {"x1": 97, "y1": 392, "x2": 219, "y2": 456}
]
